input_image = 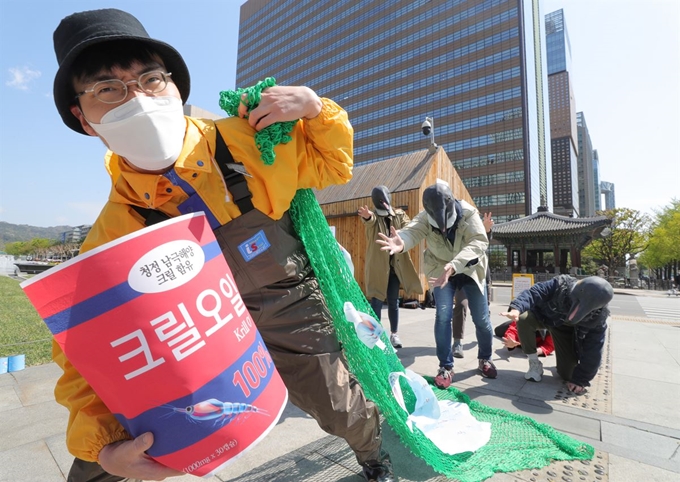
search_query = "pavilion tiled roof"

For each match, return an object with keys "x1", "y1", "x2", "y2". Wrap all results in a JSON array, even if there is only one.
[{"x1": 492, "y1": 209, "x2": 611, "y2": 239}]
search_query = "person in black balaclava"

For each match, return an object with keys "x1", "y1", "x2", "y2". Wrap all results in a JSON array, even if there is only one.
[
  {"x1": 377, "y1": 180, "x2": 495, "y2": 388},
  {"x1": 500, "y1": 275, "x2": 614, "y2": 394},
  {"x1": 359, "y1": 186, "x2": 422, "y2": 349}
]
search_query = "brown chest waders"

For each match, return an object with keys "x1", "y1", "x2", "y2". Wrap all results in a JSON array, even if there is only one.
[
  {"x1": 131, "y1": 129, "x2": 382, "y2": 465},
  {"x1": 69, "y1": 131, "x2": 383, "y2": 482},
  {"x1": 69, "y1": 214, "x2": 381, "y2": 473},
  {"x1": 213, "y1": 209, "x2": 381, "y2": 463}
]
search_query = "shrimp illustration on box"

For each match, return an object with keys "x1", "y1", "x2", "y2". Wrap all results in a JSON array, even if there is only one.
[
  {"x1": 21, "y1": 213, "x2": 288, "y2": 477},
  {"x1": 166, "y1": 398, "x2": 269, "y2": 427}
]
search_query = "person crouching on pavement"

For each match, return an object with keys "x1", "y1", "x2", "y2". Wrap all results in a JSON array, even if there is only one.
[
  {"x1": 499, "y1": 276, "x2": 614, "y2": 394},
  {"x1": 376, "y1": 180, "x2": 496, "y2": 389}
]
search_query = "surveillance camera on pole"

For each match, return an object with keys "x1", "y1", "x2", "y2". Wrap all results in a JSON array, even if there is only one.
[
  {"x1": 421, "y1": 118, "x2": 432, "y2": 137},
  {"x1": 422, "y1": 116, "x2": 437, "y2": 152}
]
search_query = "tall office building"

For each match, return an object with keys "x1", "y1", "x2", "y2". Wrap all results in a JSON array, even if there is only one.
[
  {"x1": 60, "y1": 225, "x2": 92, "y2": 243},
  {"x1": 236, "y1": 0, "x2": 550, "y2": 223},
  {"x1": 545, "y1": 9, "x2": 579, "y2": 217},
  {"x1": 592, "y1": 149, "x2": 601, "y2": 212},
  {"x1": 576, "y1": 111, "x2": 596, "y2": 216},
  {"x1": 600, "y1": 181, "x2": 616, "y2": 210}
]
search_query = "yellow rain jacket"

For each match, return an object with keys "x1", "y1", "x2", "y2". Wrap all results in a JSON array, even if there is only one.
[{"x1": 52, "y1": 98, "x2": 353, "y2": 462}]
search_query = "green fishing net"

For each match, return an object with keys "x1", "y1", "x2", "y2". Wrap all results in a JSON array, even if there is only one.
[
  {"x1": 219, "y1": 77, "x2": 297, "y2": 166},
  {"x1": 220, "y1": 81, "x2": 594, "y2": 482}
]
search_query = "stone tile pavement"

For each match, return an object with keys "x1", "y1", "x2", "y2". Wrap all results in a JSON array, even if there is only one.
[{"x1": 1, "y1": 287, "x2": 679, "y2": 481}]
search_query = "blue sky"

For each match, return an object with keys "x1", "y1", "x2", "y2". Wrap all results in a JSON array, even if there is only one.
[{"x1": 0, "y1": 0, "x2": 678, "y2": 228}]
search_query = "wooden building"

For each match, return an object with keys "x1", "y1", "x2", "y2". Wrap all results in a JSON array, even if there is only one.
[{"x1": 314, "y1": 147, "x2": 476, "y2": 300}]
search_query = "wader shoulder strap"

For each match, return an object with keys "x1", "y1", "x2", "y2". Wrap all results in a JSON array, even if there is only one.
[
  {"x1": 131, "y1": 205, "x2": 171, "y2": 226},
  {"x1": 214, "y1": 126, "x2": 254, "y2": 214},
  {"x1": 130, "y1": 126, "x2": 254, "y2": 227}
]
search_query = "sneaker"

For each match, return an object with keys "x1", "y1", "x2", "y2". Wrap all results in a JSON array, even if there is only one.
[
  {"x1": 362, "y1": 453, "x2": 397, "y2": 482},
  {"x1": 478, "y1": 359, "x2": 497, "y2": 379},
  {"x1": 434, "y1": 366, "x2": 454, "y2": 389},
  {"x1": 525, "y1": 358, "x2": 544, "y2": 382},
  {"x1": 452, "y1": 342, "x2": 464, "y2": 359},
  {"x1": 390, "y1": 333, "x2": 402, "y2": 349}
]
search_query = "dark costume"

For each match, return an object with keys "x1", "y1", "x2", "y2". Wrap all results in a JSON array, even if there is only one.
[{"x1": 509, "y1": 275, "x2": 612, "y2": 387}]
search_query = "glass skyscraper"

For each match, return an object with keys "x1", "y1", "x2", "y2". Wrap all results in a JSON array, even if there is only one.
[
  {"x1": 576, "y1": 111, "x2": 596, "y2": 216},
  {"x1": 236, "y1": 0, "x2": 550, "y2": 222},
  {"x1": 600, "y1": 180, "x2": 616, "y2": 211},
  {"x1": 545, "y1": 8, "x2": 579, "y2": 217},
  {"x1": 593, "y1": 149, "x2": 601, "y2": 212}
]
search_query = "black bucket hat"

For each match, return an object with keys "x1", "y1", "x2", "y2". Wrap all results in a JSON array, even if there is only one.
[{"x1": 53, "y1": 8, "x2": 191, "y2": 135}]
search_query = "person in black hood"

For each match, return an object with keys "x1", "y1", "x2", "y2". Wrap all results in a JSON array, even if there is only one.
[
  {"x1": 377, "y1": 180, "x2": 495, "y2": 388},
  {"x1": 359, "y1": 185, "x2": 422, "y2": 349},
  {"x1": 499, "y1": 275, "x2": 614, "y2": 394}
]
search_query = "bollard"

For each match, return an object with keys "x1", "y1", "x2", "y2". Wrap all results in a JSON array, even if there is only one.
[
  {"x1": 0, "y1": 357, "x2": 8, "y2": 374},
  {"x1": 8, "y1": 354, "x2": 25, "y2": 372}
]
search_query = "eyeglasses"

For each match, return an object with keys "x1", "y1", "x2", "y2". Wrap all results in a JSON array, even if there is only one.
[{"x1": 75, "y1": 71, "x2": 173, "y2": 104}]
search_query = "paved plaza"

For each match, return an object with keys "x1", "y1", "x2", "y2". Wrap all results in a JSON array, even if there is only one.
[{"x1": 1, "y1": 285, "x2": 679, "y2": 481}]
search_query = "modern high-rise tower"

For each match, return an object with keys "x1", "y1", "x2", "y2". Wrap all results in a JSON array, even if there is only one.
[
  {"x1": 236, "y1": 0, "x2": 551, "y2": 223},
  {"x1": 592, "y1": 149, "x2": 601, "y2": 212},
  {"x1": 576, "y1": 111, "x2": 596, "y2": 216},
  {"x1": 545, "y1": 8, "x2": 579, "y2": 217},
  {"x1": 600, "y1": 181, "x2": 616, "y2": 211}
]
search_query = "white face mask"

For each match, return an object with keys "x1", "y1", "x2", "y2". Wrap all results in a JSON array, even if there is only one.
[{"x1": 89, "y1": 96, "x2": 186, "y2": 171}]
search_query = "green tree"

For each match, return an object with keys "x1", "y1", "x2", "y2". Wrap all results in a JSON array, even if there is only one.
[
  {"x1": 29, "y1": 238, "x2": 54, "y2": 260},
  {"x1": 488, "y1": 248, "x2": 506, "y2": 271},
  {"x1": 49, "y1": 241, "x2": 81, "y2": 260},
  {"x1": 639, "y1": 199, "x2": 680, "y2": 276},
  {"x1": 4, "y1": 238, "x2": 62, "y2": 260},
  {"x1": 582, "y1": 207, "x2": 650, "y2": 274},
  {"x1": 5, "y1": 241, "x2": 30, "y2": 257},
  {"x1": 579, "y1": 253, "x2": 599, "y2": 276}
]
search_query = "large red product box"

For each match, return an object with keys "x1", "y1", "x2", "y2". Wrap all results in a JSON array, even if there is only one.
[{"x1": 21, "y1": 213, "x2": 287, "y2": 477}]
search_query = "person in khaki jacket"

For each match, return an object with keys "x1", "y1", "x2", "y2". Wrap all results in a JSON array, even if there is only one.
[
  {"x1": 359, "y1": 186, "x2": 422, "y2": 348},
  {"x1": 377, "y1": 181, "x2": 496, "y2": 389}
]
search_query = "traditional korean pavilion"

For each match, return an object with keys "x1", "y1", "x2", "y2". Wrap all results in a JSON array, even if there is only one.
[{"x1": 491, "y1": 206, "x2": 611, "y2": 274}]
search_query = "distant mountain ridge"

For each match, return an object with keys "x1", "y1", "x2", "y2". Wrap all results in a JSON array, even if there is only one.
[{"x1": 0, "y1": 221, "x2": 71, "y2": 249}]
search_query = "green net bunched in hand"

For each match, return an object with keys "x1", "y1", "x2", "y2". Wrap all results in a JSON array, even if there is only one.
[
  {"x1": 219, "y1": 77, "x2": 297, "y2": 165},
  {"x1": 220, "y1": 81, "x2": 594, "y2": 482}
]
